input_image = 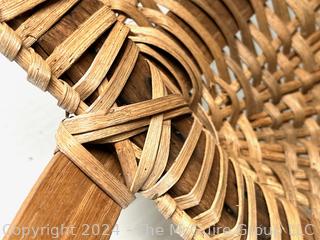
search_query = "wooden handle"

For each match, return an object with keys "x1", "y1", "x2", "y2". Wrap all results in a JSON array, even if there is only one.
[{"x1": 4, "y1": 148, "x2": 122, "y2": 240}]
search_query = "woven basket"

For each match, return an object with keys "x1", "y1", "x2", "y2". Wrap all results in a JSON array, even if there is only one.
[{"x1": 1, "y1": 0, "x2": 320, "y2": 239}]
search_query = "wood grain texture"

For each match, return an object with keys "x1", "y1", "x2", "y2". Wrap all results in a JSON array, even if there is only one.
[
  {"x1": 4, "y1": 148, "x2": 122, "y2": 240},
  {"x1": 1, "y1": 0, "x2": 319, "y2": 239}
]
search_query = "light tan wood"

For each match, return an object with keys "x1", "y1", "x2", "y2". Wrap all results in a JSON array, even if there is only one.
[
  {"x1": 1, "y1": 0, "x2": 319, "y2": 239},
  {"x1": 4, "y1": 150, "x2": 122, "y2": 240}
]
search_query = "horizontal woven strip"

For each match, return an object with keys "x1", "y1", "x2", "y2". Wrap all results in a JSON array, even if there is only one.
[{"x1": 1, "y1": 0, "x2": 320, "y2": 239}]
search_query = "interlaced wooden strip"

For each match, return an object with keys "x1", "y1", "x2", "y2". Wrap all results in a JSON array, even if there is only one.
[
  {"x1": 15, "y1": 0, "x2": 80, "y2": 47},
  {"x1": 46, "y1": 5, "x2": 116, "y2": 77},
  {"x1": 1, "y1": 0, "x2": 320, "y2": 239}
]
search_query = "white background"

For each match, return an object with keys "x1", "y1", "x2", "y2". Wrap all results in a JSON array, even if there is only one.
[{"x1": 0, "y1": 55, "x2": 181, "y2": 239}]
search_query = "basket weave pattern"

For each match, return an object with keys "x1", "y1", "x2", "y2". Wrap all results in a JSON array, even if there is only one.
[{"x1": 1, "y1": 0, "x2": 320, "y2": 239}]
